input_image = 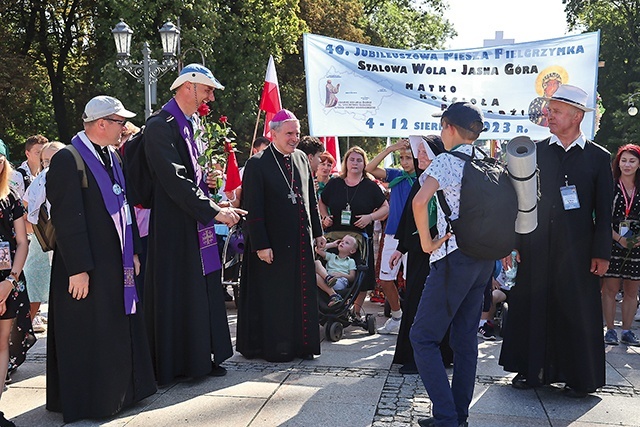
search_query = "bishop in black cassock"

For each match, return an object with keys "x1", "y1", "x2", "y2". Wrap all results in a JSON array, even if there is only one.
[{"x1": 237, "y1": 109, "x2": 324, "y2": 362}]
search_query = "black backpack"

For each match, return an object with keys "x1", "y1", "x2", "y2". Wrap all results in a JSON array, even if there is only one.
[
  {"x1": 436, "y1": 147, "x2": 518, "y2": 260},
  {"x1": 124, "y1": 109, "x2": 172, "y2": 208}
]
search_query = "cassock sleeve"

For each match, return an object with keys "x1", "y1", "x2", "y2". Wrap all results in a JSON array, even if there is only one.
[
  {"x1": 145, "y1": 115, "x2": 221, "y2": 225},
  {"x1": 591, "y1": 146, "x2": 614, "y2": 260},
  {"x1": 47, "y1": 148, "x2": 95, "y2": 275},
  {"x1": 243, "y1": 156, "x2": 270, "y2": 250}
]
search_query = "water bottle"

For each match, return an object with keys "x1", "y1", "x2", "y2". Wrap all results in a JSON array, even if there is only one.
[{"x1": 504, "y1": 250, "x2": 518, "y2": 289}]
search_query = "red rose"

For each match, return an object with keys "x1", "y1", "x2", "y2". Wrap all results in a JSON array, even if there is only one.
[
  {"x1": 197, "y1": 103, "x2": 210, "y2": 117},
  {"x1": 219, "y1": 115, "x2": 228, "y2": 124}
]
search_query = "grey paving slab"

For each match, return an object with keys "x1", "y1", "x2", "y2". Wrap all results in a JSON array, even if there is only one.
[
  {"x1": 252, "y1": 399, "x2": 376, "y2": 427},
  {"x1": 310, "y1": 331, "x2": 396, "y2": 369},
  {"x1": 269, "y1": 374, "x2": 385, "y2": 404},
  {"x1": 124, "y1": 394, "x2": 266, "y2": 427},
  {"x1": 468, "y1": 384, "x2": 549, "y2": 419},
  {"x1": 538, "y1": 386, "x2": 640, "y2": 426},
  {"x1": 168, "y1": 369, "x2": 288, "y2": 398}
]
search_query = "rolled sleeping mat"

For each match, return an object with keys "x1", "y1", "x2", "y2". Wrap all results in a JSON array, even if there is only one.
[{"x1": 506, "y1": 136, "x2": 538, "y2": 234}]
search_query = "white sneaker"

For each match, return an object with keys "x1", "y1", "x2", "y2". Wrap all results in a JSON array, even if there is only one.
[
  {"x1": 377, "y1": 317, "x2": 401, "y2": 334},
  {"x1": 635, "y1": 306, "x2": 640, "y2": 322},
  {"x1": 32, "y1": 315, "x2": 46, "y2": 333}
]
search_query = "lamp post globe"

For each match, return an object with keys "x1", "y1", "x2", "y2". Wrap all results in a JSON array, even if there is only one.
[
  {"x1": 629, "y1": 105, "x2": 639, "y2": 117},
  {"x1": 112, "y1": 20, "x2": 133, "y2": 57},
  {"x1": 159, "y1": 21, "x2": 180, "y2": 58}
]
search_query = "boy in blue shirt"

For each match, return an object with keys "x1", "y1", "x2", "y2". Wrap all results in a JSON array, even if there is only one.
[
  {"x1": 365, "y1": 139, "x2": 416, "y2": 334},
  {"x1": 411, "y1": 102, "x2": 495, "y2": 427}
]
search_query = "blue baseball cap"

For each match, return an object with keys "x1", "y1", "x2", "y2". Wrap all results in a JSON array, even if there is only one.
[{"x1": 170, "y1": 63, "x2": 225, "y2": 91}]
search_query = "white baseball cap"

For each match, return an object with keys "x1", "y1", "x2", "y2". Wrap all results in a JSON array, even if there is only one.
[{"x1": 83, "y1": 96, "x2": 136, "y2": 122}]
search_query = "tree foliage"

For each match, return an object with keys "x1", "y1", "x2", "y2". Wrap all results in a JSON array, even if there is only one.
[
  {"x1": 565, "y1": 0, "x2": 640, "y2": 152},
  {"x1": 1, "y1": 0, "x2": 454, "y2": 163}
]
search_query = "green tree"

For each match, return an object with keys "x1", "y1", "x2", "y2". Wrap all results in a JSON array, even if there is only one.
[
  {"x1": 565, "y1": 0, "x2": 640, "y2": 152},
  {"x1": 363, "y1": 0, "x2": 455, "y2": 50}
]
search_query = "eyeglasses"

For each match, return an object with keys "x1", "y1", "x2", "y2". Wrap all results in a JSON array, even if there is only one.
[{"x1": 103, "y1": 117, "x2": 126, "y2": 126}]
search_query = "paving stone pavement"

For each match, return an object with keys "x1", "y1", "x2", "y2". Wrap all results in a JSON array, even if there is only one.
[{"x1": 3, "y1": 298, "x2": 640, "y2": 426}]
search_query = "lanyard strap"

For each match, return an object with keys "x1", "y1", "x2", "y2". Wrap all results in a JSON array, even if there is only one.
[{"x1": 619, "y1": 180, "x2": 636, "y2": 218}]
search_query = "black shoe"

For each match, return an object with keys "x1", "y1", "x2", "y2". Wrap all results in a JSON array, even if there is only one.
[
  {"x1": 301, "y1": 353, "x2": 315, "y2": 361},
  {"x1": 563, "y1": 385, "x2": 588, "y2": 398},
  {"x1": 398, "y1": 363, "x2": 418, "y2": 375},
  {"x1": 209, "y1": 363, "x2": 227, "y2": 377},
  {"x1": 224, "y1": 291, "x2": 233, "y2": 302},
  {"x1": 418, "y1": 418, "x2": 436, "y2": 427},
  {"x1": 512, "y1": 373, "x2": 533, "y2": 390},
  {"x1": 4, "y1": 372, "x2": 11, "y2": 385},
  {"x1": 0, "y1": 412, "x2": 16, "y2": 427}
]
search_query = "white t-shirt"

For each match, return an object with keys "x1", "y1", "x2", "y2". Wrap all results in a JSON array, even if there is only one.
[{"x1": 420, "y1": 144, "x2": 481, "y2": 263}]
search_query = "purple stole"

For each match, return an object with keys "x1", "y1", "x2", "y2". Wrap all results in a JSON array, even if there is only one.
[
  {"x1": 162, "y1": 98, "x2": 221, "y2": 274},
  {"x1": 71, "y1": 132, "x2": 138, "y2": 314}
]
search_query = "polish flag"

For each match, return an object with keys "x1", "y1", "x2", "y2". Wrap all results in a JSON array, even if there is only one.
[
  {"x1": 259, "y1": 55, "x2": 282, "y2": 140},
  {"x1": 319, "y1": 136, "x2": 341, "y2": 174}
]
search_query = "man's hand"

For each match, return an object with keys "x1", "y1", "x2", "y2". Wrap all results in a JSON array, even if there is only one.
[
  {"x1": 590, "y1": 258, "x2": 610, "y2": 277},
  {"x1": 215, "y1": 207, "x2": 248, "y2": 227},
  {"x1": 69, "y1": 272, "x2": 90, "y2": 300},
  {"x1": 389, "y1": 250, "x2": 403, "y2": 269},
  {"x1": 134, "y1": 254, "x2": 141, "y2": 276},
  {"x1": 205, "y1": 169, "x2": 224, "y2": 189},
  {"x1": 257, "y1": 248, "x2": 273, "y2": 264}
]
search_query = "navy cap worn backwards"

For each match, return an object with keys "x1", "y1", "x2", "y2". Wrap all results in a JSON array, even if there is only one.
[{"x1": 432, "y1": 102, "x2": 487, "y2": 133}]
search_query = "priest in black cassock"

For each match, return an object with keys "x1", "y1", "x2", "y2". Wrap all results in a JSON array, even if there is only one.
[
  {"x1": 143, "y1": 64, "x2": 244, "y2": 386},
  {"x1": 237, "y1": 109, "x2": 325, "y2": 362},
  {"x1": 499, "y1": 85, "x2": 613, "y2": 397},
  {"x1": 46, "y1": 96, "x2": 156, "y2": 422}
]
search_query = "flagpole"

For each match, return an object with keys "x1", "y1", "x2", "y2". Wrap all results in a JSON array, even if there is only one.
[{"x1": 251, "y1": 108, "x2": 262, "y2": 158}]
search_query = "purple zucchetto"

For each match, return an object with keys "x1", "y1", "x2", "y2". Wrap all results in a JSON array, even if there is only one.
[{"x1": 271, "y1": 109, "x2": 298, "y2": 123}]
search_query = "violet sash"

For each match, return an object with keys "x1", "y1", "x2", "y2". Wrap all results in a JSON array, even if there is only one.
[
  {"x1": 71, "y1": 133, "x2": 138, "y2": 314},
  {"x1": 162, "y1": 98, "x2": 221, "y2": 274}
]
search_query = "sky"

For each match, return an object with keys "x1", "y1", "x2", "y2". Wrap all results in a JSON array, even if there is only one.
[{"x1": 442, "y1": 0, "x2": 579, "y2": 49}]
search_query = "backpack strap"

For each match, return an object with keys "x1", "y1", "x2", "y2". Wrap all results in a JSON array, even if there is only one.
[{"x1": 64, "y1": 145, "x2": 88, "y2": 189}]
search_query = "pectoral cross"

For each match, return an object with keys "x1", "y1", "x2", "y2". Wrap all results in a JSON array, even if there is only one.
[{"x1": 288, "y1": 189, "x2": 297, "y2": 204}]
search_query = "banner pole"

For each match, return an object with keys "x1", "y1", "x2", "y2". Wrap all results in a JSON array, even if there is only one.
[{"x1": 251, "y1": 108, "x2": 262, "y2": 157}]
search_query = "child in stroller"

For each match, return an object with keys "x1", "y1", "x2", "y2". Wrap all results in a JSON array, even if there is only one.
[
  {"x1": 317, "y1": 231, "x2": 377, "y2": 341},
  {"x1": 315, "y1": 234, "x2": 358, "y2": 307}
]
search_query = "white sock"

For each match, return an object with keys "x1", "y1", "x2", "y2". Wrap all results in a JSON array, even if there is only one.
[
  {"x1": 479, "y1": 319, "x2": 487, "y2": 327},
  {"x1": 391, "y1": 309, "x2": 402, "y2": 320}
]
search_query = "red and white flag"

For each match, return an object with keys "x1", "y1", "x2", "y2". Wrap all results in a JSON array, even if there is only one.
[
  {"x1": 259, "y1": 55, "x2": 282, "y2": 140},
  {"x1": 319, "y1": 136, "x2": 341, "y2": 174}
]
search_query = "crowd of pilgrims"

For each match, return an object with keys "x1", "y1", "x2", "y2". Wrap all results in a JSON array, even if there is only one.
[{"x1": 0, "y1": 78, "x2": 638, "y2": 427}]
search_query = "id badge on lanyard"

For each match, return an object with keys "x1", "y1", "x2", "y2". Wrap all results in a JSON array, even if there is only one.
[
  {"x1": 341, "y1": 203, "x2": 352, "y2": 226},
  {"x1": 560, "y1": 175, "x2": 580, "y2": 210}
]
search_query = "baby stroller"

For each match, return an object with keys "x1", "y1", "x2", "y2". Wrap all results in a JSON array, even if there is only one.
[
  {"x1": 318, "y1": 230, "x2": 377, "y2": 342},
  {"x1": 221, "y1": 219, "x2": 245, "y2": 307}
]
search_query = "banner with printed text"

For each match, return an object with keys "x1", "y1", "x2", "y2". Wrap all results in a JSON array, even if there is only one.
[{"x1": 303, "y1": 32, "x2": 600, "y2": 140}]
